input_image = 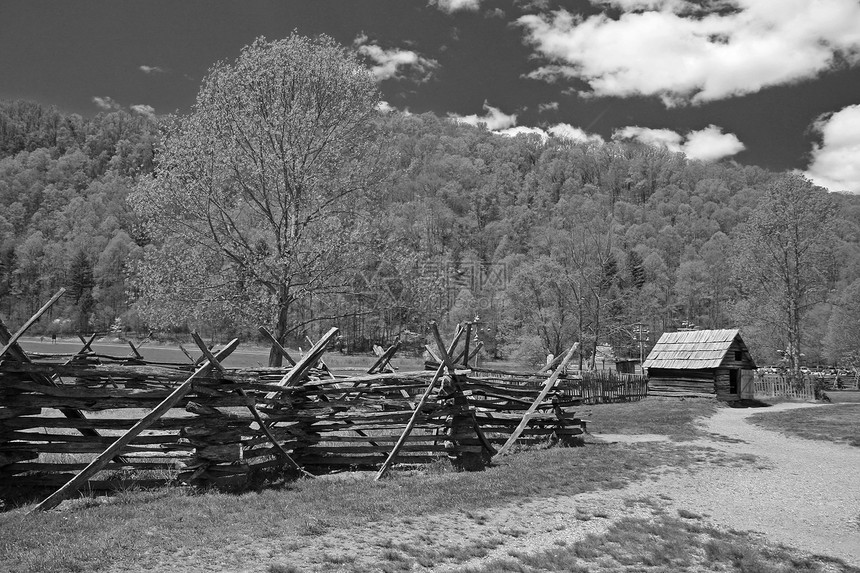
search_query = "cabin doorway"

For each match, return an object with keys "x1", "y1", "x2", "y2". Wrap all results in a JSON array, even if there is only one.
[{"x1": 729, "y1": 369, "x2": 739, "y2": 395}]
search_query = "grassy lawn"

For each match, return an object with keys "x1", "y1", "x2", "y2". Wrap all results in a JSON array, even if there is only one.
[
  {"x1": 0, "y1": 440, "x2": 743, "y2": 573},
  {"x1": 462, "y1": 513, "x2": 859, "y2": 573},
  {"x1": 748, "y1": 404, "x2": 860, "y2": 447},
  {"x1": 585, "y1": 396, "x2": 719, "y2": 440}
]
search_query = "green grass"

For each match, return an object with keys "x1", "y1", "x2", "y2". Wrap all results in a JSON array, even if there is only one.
[
  {"x1": 0, "y1": 440, "x2": 745, "y2": 573},
  {"x1": 461, "y1": 514, "x2": 860, "y2": 573},
  {"x1": 748, "y1": 404, "x2": 860, "y2": 447},
  {"x1": 585, "y1": 396, "x2": 719, "y2": 440}
]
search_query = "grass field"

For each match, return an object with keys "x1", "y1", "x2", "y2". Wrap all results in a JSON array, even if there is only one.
[
  {"x1": 2, "y1": 392, "x2": 854, "y2": 572},
  {"x1": 747, "y1": 404, "x2": 860, "y2": 447},
  {"x1": 584, "y1": 396, "x2": 720, "y2": 440},
  {"x1": 0, "y1": 397, "x2": 732, "y2": 572},
  {"x1": 459, "y1": 513, "x2": 858, "y2": 573},
  {"x1": 6, "y1": 343, "x2": 851, "y2": 572},
  {"x1": 0, "y1": 440, "x2": 748, "y2": 573}
]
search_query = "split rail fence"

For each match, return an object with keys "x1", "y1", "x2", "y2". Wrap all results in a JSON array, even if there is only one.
[{"x1": 0, "y1": 291, "x2": 649, "y2": 511}]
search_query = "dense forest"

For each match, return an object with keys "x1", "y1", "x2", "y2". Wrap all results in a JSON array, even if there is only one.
[{"x1": 2, "y1": 98, "x2": 859, "y2": 368}]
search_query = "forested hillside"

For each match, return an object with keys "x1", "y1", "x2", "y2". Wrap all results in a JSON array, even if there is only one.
[{"x1": 2, "y1": 99, "x2": 859, "y2": 367}]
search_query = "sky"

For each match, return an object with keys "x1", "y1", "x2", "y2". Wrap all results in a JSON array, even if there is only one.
[{"x1": 1, "y1": 0, "x2": 860, "y2": 193}]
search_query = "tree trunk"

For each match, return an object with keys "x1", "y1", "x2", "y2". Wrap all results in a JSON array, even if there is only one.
[{"x1": 268, "y1": 287, "x2": 290, "y2": 367}]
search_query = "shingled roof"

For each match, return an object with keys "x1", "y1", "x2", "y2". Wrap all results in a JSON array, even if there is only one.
[{"x1": 643, "y1": 329, "x2": 752, "y2": 370}]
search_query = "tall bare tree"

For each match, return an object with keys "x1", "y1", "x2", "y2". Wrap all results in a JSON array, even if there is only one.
[
  {"x1": 731, "y1": 173, "x2": 836, "y2": 376},
  {"x1": 130, "y1": 34, "x2": 385, "y2": 365}
]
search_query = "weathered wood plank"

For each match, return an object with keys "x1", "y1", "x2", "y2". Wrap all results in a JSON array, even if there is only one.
[
  {"x1": 493, "y1": 342, "x2": 579, "y2": 458},
  {"x1": 375, "y1": 325, "x2": 465, "y2": 481},
  {"x1": 31, "y1": 338, "x2": 240, "y2": 512},
  {"x1": 0, "y1": 289, "x2": 66, "y2": 359}
]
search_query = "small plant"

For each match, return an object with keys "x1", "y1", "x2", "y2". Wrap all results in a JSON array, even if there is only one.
[
  {"x1": 267, "y1": 564, "x2": 302, "y2": 573},
  {"x1": 299, "y1": 518, "x2": 329, "y2": 536},
  {"x1": 464, "y1": 510, "x2": 489, "y2": 524}
]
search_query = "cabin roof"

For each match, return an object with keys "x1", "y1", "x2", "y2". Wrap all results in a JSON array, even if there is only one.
[{"x1": 643, "y1": 329, "x2": 756, "y2": 370}]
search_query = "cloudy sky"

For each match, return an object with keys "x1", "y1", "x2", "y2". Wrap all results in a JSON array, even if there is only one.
[{"x1": 2, "y1": 0, "x2": 859, "y2": 192}]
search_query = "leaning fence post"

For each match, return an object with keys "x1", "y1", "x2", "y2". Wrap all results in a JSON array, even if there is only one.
[
  {"x1": 493, "y1": 342, "x2": 579, "y2": 459},
  {"x1": 375, "y1": 325, "x2": 465, "y2": 481}
]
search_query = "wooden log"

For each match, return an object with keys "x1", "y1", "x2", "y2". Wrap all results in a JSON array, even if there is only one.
[
  {"x1": 0, "y1": 406, "x2": 41, "y2": 420},
  {"x1": 279, "y1": 327, "x2": 338, "y2": 387},
  {"x1": 0, "y1": 288, "x2": 66, "y2": 359},
  {"x1": 74, "y1": 333, "x2": 99, "y2": 358},
  {"x1": 462, "y1": 323, "x2": 472, "y2": 367},
  {"x1": 0, "y1": 361, "x2": 190, "y2": 381},
  {"x1": 126, "y1": 340, "x2": 144, "y2": 360},
  {"x1": 0, "y1": 317, "x2": 128, "y2": 459},
  {"x1": 192, "y1": 332, "x2": 312, "y2": 478},
  {"x1": 0, "y1": 450, "x2": 39, "y2": 467},
  {"x1": 368, "y1": 342, "x2": 400, "y2": 374},
  {"x1": 0, "y1": 416, "x2": 197, "y2": 431},
  {"x1": 3, "y1": 430, "x2": 182, "y2": 445},
  {"x1": 493, "y1": 343, "x2": 579, "y2": 458},
  {"x1": 431, "y1": 322, "x2": 459, "y2": 372},
  {"x1": 375, "y1": 325, "x2": 464, "y2": 481},
  {"x1": 31, "y1": 338, "x2": 240, "y2": 512},
  {"x1": 301, "y1": 444, "x2": 449, "y2": 454},
  {"x1": 0, "y1": 394, "x2": 250, "y2": 410},
  {"x1": 1, "y1": 461, "x2": 178, "y2": 474},
  {"x1": 258, "y1": 326, "x2": 296, "y2": 366},
  {"x1": 1, "y1": 441, "x2": 193, "y2": 454},
  {"x1": 0, "y1": 379, "x2": 180, "y2": 399}
]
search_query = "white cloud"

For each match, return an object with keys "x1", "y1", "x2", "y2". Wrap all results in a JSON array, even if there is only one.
[
  {"x1": 355, "y1": 36, "x2": 438, "y2": 82},
  {"x1": 130, "y1": 104, "x2": 156, "y2": 117},
  {"x1": 518, "y1": 0, "x2": 860, "y2": 106},
  {"x1": 92, "y1": 96, "x2": 121, "y2": 111},
  {"x1": 430, "y1": 0, "x2": 482, "y2": 14},
  {"x1": 548, "y1": 123, "x2": 605, "y2": 144},
  {"x1": 139, "y1": 65, "x2": 165, "y2": 74},
  {"x1": 497, "y1": 126, "x2": 548, "y2": 139},
  {"x1": 614, "y1": 126, "x2": 683, "y2": 151},
  {"x1": 488, "y1": 122, "x2": 606, "y2": 145},
  {"x1": 805, "y1": 104, "x2": 860, "y2": 193},
  {"x1": 598, "y1": 0, "x2": 698, "y2": 10},
  {"x1": 538, "y1": 101, "x2": 559, "y2": 113},
  {"x1": 613, "y1": 124, "x2": 744, "y2": 161},
  {"x1": 449, "y1": 102, "x2": 517, "y2": 130},
  {"x1": 376, "y1": 101, "x2": 396, "y2": 114},
  {"x1": 682, "y1": 125, "x2": 745, "y2": 161}
]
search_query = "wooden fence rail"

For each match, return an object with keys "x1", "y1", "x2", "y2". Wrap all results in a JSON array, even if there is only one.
[{"x1": 1, "y1": 322, "x2": 608, "y2": 507}]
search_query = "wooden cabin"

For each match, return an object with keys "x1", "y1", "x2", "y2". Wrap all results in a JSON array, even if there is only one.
[{"x1": 643, "y1": 329, "x2": 757, "y2": 400}]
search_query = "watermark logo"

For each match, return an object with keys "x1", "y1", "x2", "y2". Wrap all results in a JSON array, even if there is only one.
[{"x1": 354, "y1": 260, "x2": 508, "y2": 311}]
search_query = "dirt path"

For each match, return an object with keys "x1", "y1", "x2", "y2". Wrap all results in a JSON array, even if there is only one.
[
  {"x1": 644, "y1": 402, "x2": 860, "y2": 565},
  {"x1": 108, "y1": 403, "x2": 860, "y2": 572},
  {"x1": 427, "y1": 402, "x2": 860, "y2": 571}
]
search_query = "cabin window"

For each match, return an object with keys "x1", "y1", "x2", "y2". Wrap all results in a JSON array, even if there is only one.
[{"x1": 734, "y1": 351, "x2": 743, "y2": 361}]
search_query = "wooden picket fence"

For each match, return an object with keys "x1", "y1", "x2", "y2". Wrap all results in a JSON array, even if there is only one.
[
  {"x1": 469, "y1": 367, "x2": 648, "y2": 405},
  {"x1": 754, "y1": 372, "x2": 816, "y2": 400}
]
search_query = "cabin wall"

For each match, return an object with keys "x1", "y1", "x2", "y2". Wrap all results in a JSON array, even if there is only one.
[
  {"x1": 715, "y1": 369, "x2": 733, "y2": 398},
  {"x1": 719, "y1": 340, "x2": 757, "y2": 369},
  {"x1": 715, "y1": 368, "x2": 757, "y2": 400},
  {"x1": 647, "y1": 368, "x2": 716, "y2": 397}
]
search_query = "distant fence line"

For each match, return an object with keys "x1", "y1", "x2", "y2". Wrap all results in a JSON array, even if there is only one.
[
  {"x1": 469, "y1": 368, "x2": 648, "y2": 404},
  {"x1": 754, "y1": 372, "x2": 816, "y2": 400}
]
